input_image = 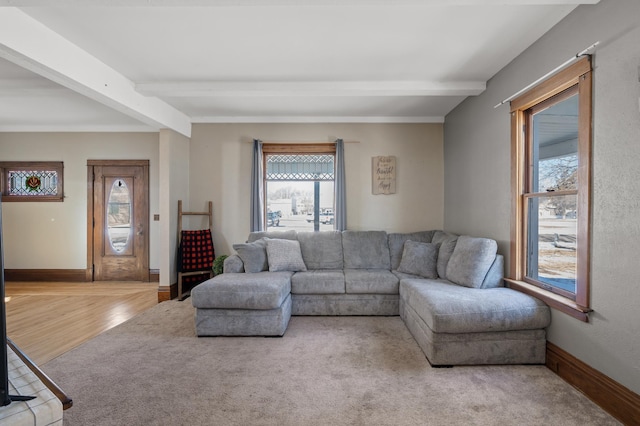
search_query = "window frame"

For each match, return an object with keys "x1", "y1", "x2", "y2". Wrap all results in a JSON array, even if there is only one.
[
  {"x1": 506, "y1": 57, "x2": 592, "y2": 322},
  {"x1": 262, "y1": 143, "x2": 336, "y2": 231},
  {"x1": 0, "y1": 161, "x2": 64, "y2": 202}
]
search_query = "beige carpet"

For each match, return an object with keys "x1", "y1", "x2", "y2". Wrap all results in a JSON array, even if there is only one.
[{"x1": 43, "y1": 301, "x2": 618, "y2": 426}]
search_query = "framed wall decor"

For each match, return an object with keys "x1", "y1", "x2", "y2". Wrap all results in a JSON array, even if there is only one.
[{"x1": 372, "y1": 156, "x2": 396, "y2": 195}]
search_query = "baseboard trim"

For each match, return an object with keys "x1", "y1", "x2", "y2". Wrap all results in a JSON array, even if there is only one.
[
  {"x1": 546, "y1": 342, "x2": 640, "y2": 425},
  {"x1": 5, "y1": 269, "x2": 87, "y2": 282},
  {"x1": 157, "y1": 283, "x2": 177, "y2": 302},
  {"x1": 6, "y1": 268, "x2": 162, "y2": 283}
]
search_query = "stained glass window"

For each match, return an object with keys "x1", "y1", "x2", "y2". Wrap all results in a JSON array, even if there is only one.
[
  {"x1": 266, "y1": 154, "x2": 334, "y2": 181},
  {"x1": 0, "y1": 162, "x2": 64, "y2": 202}
]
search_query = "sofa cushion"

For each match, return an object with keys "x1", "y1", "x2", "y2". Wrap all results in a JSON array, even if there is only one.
[
  {"x1": 446, "y1": 236, "x2": 497, "y2": 288},
  {"x1": 266, "y1": 238, "x2": 307, "y2": 272},
  {"x1": 232, "y1": 238, "x2": 268, "y2": 273},
  {"x1": 191, "y1": 271, "x2": 292, "y2": 310},
  {"x1": 397, "y1": 241, "x2": 438, "y2": 279},
  {"x1": 297, "y1": 231, "x2": 344, "y2": 270},
  {"x1": 342, "y1": 231, "x2": 391, "y2": 269},
  {"x1": 248, "y1": 230, "x2": 297, "y2": 243},
  {"x1": 400, "y1": 279, "x2": 551, "y2": 333},
  {"x1": 344, "y1": 269, "x2": 399, "y2": 294},
  {"x1": 437, "y1": 236, "x2": 458, "y2": 280},
  {"x1": 431, "y1": 230, "x2": 458, "y2": 245},
  {"x1": 291, "y1": 270, "x2": 345, "y2": 294},
  {"x1": 388, "y1": 231, "x2": 435, "y2": 270},
  {"x1": 222, "y1": 254, "x2": 245, "y2": 273}
]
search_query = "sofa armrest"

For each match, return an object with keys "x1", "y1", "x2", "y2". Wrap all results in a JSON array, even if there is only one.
[{"x1": 223, "y1": 254, "x2": 245, "y2": 273}]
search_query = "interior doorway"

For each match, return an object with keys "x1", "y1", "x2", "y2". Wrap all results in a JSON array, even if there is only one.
[{"x1": 87, "y1": 160, "x2": 149, "y2": 281}]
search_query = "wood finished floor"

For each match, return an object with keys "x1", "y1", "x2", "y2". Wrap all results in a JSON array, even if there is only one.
[{"x1": 5, "y1": 281, "x2": 159, "y2": 365}]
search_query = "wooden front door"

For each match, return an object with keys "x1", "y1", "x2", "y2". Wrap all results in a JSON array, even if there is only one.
[{"x1": 88, "y1": 160, "x2": 149, "y2": 281}]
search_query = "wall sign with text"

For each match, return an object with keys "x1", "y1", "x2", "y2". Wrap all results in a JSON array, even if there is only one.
[{"x1": 372, "y1": 156, "x2": 396, "y2": 195}]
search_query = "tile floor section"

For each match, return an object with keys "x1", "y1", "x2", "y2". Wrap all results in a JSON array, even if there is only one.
[{"x1": 0, "y1": 346, "x2": 62, "y2": 425}]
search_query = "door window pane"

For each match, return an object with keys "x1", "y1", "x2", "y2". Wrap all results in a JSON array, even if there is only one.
[{"x1": 107, "y1": 179, "x2": 132, "y2": 253}]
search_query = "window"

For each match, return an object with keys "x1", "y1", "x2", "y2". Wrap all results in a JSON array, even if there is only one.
[
  {"x1": 507, "y1": 57, "x2": 592, "y2": 322},
  {"x1": 263, "y1": 144, "x2": 336, "y2": 231},
  {"x1": 0, "y1": 161, "x2": 64, "y2": 202}
]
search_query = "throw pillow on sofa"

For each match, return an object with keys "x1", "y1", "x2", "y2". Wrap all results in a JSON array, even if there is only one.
[
  {"x1": 446, "y1": 235, "x2": 497, "y2": 288},
  {"x1": 397, "y1": 240, "x2": 439, "y2": 279},
  {"x1": 232, "y1": 238, "x2": 268, "y2": 273},
  {"x1": 266, "y1": 238, "x2": 307, "y2": 272},
  {"x1": 388, "y1": 231, "x2": 435, "y2": 270}
]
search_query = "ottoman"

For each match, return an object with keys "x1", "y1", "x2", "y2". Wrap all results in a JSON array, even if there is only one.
[
  {"x1": 400, "y1": 279, "x2": 551, "y2": 366},
  {"x1": 191, "y1": 271, "x2": 293, "y2": 336}
]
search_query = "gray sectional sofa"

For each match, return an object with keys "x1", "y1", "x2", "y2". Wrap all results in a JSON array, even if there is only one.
[{"x1": 191, "y1": 229, "x2": 551, "y2": 366}]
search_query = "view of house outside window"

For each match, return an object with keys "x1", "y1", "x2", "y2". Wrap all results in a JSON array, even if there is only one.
[
  {"x1": 525, "y1": 91, "x2": 579, "y2": 296},
  {"x1": 265, "y1": 153, "x2": 335, "y2": 231}
]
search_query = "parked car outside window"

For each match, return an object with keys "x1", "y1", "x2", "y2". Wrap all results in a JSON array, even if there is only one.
[{"x1": 267, "y1": 211, "x2": 280, "y2": 227}]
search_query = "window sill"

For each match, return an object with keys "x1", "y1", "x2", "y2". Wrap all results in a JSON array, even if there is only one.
[{"x1": 504, "y1": 278, "x2": 591, "y2": 322}]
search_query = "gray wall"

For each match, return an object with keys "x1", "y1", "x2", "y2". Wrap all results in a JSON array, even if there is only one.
[{"x1": 444, "y1": 0, "x2": 640, "y2": 394}]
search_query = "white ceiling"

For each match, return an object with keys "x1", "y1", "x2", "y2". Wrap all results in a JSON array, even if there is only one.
[{"x1": 0, "y1": 1, "x2": 599, "y2": 136}]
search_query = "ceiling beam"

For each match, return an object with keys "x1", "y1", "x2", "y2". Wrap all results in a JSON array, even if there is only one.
[
  {"x1": 191, "y1": 115, "x2": 445, "y2": 124},
  {"x1": 136, "y1": 81, "x2": 486, "y2": 98},
  {"x1": 0, "y1": 8, "x2": 192, "y2": 137},
  {"x1": 0, "y1": 0, "x2": 601, "y2": 6}
]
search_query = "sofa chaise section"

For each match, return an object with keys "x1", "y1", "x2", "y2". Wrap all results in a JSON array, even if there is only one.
[
  {"x1": 400, "y1": 279, "x2": 550, "y2": 365},
  {"x1": 398, "y1": 235, "x2": 550, "y2": 366},
  {"x1": 191, "y1": 271, "x2": 292, "y2": 336}
]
